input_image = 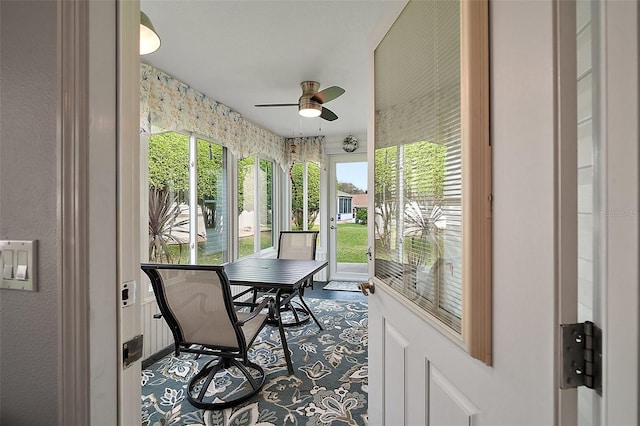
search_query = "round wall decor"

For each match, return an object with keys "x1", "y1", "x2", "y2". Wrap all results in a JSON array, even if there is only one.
[{"x1": 342, "y1": 135, "x2": 358, "y2": 152}]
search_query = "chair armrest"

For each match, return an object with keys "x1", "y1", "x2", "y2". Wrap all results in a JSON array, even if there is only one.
[
  {"x1": 236, "y1": 298, "x2": 271, "y2": 326},
  {"x1": 153, "y1": 313, "x2": 162, "y2": 319}
]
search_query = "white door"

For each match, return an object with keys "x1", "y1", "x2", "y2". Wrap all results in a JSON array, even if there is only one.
[
  {"x1": 367, "y1": 0, "x2": 638, "y2": 425},
  {"x1": 368, "y1": 0, "x2": 547, "y2": 423},
  {"x1": 559, "y1": 0, "x2": 639, "y2": 424},
  {"x1": 328, "y1": 154, "x2": 369, "y2": 282}
]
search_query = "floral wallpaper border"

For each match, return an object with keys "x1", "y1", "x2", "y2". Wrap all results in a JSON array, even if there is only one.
[{"x1": 140, "y1": 63, "x2": 326, "y2": 169}]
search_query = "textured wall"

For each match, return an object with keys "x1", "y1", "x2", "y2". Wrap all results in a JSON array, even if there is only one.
[{"x1": 0, "y1": 1, "x2": 59, "y2": 423}]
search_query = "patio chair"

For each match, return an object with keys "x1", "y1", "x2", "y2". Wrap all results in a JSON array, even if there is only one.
[
  {"x1": 253, "y1": 230, "x2": 323, "y2": 330},
  {"x1": 141, "y1": 263, "x2": 284, "y2": 410}
]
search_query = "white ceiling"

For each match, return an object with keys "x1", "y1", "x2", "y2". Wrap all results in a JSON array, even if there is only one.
[{"x1": 140, "y1": 0, "x2": 406, "y2": 143}]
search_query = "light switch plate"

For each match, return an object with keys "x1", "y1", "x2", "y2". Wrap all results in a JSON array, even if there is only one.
[{"x1": 0, "y1": 240, "x2": 37, "y2": 291}]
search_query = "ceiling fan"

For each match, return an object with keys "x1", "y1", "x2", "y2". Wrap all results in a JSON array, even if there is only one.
[{"x1": 255, "y1": 81, "x2": 345, "y2": 121}]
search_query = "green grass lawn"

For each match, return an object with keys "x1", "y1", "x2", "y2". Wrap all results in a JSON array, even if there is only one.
[
  {"x1": 238, "y1": 230, "x2": 273, "y2": 258},
  {"x1": 162, "y1": 230, "x2": 274, "y2": 264},
  {"x1": 166, "y1": 242, "x2": 224, "y2": 265},
  {"x1": 336, "y1": 222, "x2": 368, "y2": 263},
  {"x1": 161, "y1": 224, "x2": 368, "y2": 264}
]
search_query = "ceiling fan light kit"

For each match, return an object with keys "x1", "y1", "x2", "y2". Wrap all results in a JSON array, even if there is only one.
[
  {"x1": 140, "y1": 11, "x2": 161, "y2": 55},
  {"x1": 255, "y1": 81, "x2": 345, "y2": 122},
  {"x1": 298, "y1": 99, "x2": 322, "y2": 117}
]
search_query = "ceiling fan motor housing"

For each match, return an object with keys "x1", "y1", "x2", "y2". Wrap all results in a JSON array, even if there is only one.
[{"x1": 300, "y1": 81, "x2": 320, "y2": 95}]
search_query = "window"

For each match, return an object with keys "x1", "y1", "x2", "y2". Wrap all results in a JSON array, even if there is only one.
[
  {"x1": 237, "y1": 156, "x2": 275, "y2": 257},
  {"x1": 290, "y1": 161, "x2": 320, "y2": 231},
  {"x1": 374, "y1": 140, "x2": 460, "y2": 328},
  {"x1": 196, "y1": 138, "x2": 228, "y2": 264},
  {"x1": 147, "y1": 132, "x2": 228, "y2": 265},
  {"x1": 338, "y1": 197, "x2": 352, "y2": 215},
  {"x1": 373, "y1": 0, "x2": 491, "y2": 363},
  {"x1": 259, "y1": 159, "x2": 274, "y2": 250}
]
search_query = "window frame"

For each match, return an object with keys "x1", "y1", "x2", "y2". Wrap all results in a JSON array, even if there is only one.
[
  {"x1": 143, "y1": 130, "x2": 230, "y2": 298},
  {"x1": 460, "y1": 0, "x2": 491, "y2": 364},
  {"x1": 235, "y1": 154, "x2": 278, "y2": 259},
  {"x1": 289, "y1": 161, "x2": 322, "y2": 232}
]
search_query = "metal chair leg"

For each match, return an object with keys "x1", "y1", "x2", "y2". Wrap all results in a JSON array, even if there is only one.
[{"x1": 297, "y1": 295, "x2": 323, "y2": 330}]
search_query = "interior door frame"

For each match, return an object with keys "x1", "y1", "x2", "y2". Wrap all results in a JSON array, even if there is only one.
[
  {"x1": 118, "y1": 0, "x2": 143, "y2": 423},
  {"x1": 555, "y1": 0, "x2": 579, "y2": 422},
  {"x1": 327, "y1": 153, "x2": 369, "y2": 282},
  {"x1": 556, "y1": 0, "x2": 639, "y2": 423},
  {"x1": 59, "y1": 0, "x2": 139, "y2": 423},
  {"x1": 594, "y1": 0, "x2": 639, "y2": 421}
]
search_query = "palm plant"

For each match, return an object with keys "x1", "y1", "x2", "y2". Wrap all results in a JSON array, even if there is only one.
[
  {"x1": 148, "y1": 188, "x2": 189, "y2": 263},
  {"x1": 404, "y1": 201, "x2": 444, "y2": 266}
]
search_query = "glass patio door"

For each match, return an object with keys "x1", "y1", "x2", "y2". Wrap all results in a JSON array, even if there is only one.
[{"x1": 328, "y1": 154, "x2": 369, "y2": 281}]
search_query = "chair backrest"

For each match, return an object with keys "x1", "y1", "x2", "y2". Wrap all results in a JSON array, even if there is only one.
[
  {"x1": 277, "y1": 230, "x2": 319, "y2": 260},
  {"x1": 141, "y1": 264, "x2": 243, "y2": 350}
]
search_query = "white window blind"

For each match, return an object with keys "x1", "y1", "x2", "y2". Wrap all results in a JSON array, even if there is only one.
[{"x1": 374, "y1": 0, "x2": 462, "y2": 332}]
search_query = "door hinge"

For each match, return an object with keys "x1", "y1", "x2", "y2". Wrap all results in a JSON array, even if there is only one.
[{"x1": 561, "y1": 321, "x2": 602, "y2": 395}]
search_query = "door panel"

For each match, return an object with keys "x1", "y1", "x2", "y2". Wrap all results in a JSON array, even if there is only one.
[
  {"x1": 383, "y1": 323, "x2": 408, "y2": 425},
  {"x1": 370, "y1": 283, "x2": 518, "y2": 425},
  {"x1": 430, "y1": 366, "x2": 479, "y2": 426}
]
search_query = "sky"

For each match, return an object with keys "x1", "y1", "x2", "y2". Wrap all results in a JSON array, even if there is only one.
[{"x1": 336, "y1": 161, "x2": 368, "y2": 192}]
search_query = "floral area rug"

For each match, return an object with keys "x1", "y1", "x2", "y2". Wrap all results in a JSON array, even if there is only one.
[{"x1": 141, "y1": 298, "x2": 368, "y2": 426}]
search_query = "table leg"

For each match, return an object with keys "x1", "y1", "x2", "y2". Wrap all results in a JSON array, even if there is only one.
[{"x1": 275, "y1": 290, "x2": 294, "y2": 374}]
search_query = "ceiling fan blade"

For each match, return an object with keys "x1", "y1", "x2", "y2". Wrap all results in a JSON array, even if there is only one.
[
  {"x1": 254, "y1": 103, "x2": 298, "y2": 107},
  {"x1": 320, "y1": 106, "x2": 338, "y2": 121},
  {"x1": 311, "y1": 86, "x2": 345, "y2": 104}
]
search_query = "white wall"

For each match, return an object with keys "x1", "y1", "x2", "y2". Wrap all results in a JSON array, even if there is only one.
[{"x1": 0, "y1": 1, "x2": 60, "y2": 422}]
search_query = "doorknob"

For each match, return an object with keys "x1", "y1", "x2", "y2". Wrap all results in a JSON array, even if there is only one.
[
  {"x1": 359, "y1": 281, "x2": 375, "y2": 296},
  {"x1": 330, "y1": 225, "x2": 335, "y2": 229}
]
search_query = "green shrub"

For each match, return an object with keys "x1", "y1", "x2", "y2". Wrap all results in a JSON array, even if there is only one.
[{"x1": 355, "y1": 208, "x2": 368, "y2": 225}]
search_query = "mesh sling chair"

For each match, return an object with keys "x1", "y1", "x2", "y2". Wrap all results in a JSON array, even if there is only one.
[
  {"x1": 141, "y1": 263, "x2": 292, "y2": 410},
  {"x1": 252, "y1": 230, "x2": 323, "y2": 330}
]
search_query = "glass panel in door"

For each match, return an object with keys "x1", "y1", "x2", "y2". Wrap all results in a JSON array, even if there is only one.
[{"x1": 333, "y1": 159, "x2": 368, "y2": 277}]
